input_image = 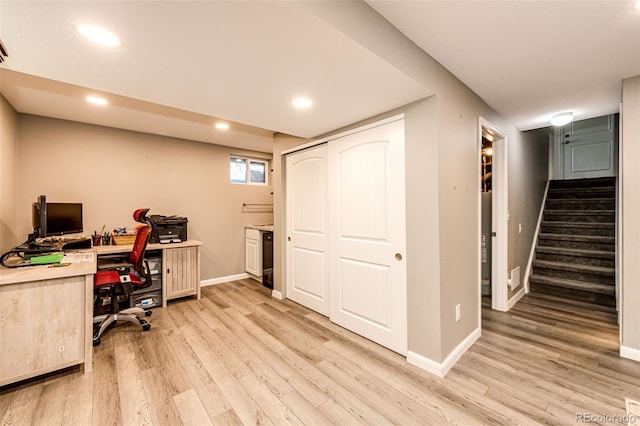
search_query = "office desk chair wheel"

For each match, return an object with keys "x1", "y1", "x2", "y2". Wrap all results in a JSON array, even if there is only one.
[{"x1": 145, "y1": 310, "x2": 152, "y2": 317}]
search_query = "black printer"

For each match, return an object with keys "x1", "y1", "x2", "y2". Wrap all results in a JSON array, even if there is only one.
[{"x1": 149, "y1": 215, "x2": 188, "y2": 244}]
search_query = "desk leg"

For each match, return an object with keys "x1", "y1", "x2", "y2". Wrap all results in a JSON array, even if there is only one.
[
  {"x1": 196, "y1": 246, "x2": 201, "y2": 300},
  {"x1": 84, "y1": 274, "x2": 93, "y2": 373}
]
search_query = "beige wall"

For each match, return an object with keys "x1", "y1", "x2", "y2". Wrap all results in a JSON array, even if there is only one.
[
  {"x1": 507, "y1": 127, "x2": 549, "y2": 296},
  {"x1": 621, "y1": 76, "x2": 640, "y2": 354},
  {"x1": 16, "y1": 115, "x2": 273, "y2": 281},
  {"x1": 0, "y1": 94, "x2": 17, "y2": 253}
]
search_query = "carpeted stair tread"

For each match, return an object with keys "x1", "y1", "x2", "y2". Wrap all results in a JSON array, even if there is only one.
[
  {"x1": 538, "y1": 233, "x2": 614, "y2": 244},
  {"x1": 544, "y1": 209, "x2": 615, "y2": 215},
  {"x1": 548, "y1": 177, "x2": 616, "y2": 189},
  {"x1": 532, "y1": 259, "x2": 614, "y2": 277},
  {"x1": 545, "y1": 198, "x2": 615, "y2": 210},
  {"x1": 540, "y1": 221, "x2": 614, "y2": 229},
  {"x1": 535, "y1": 245, "x2": 614, "y2": 260},
  {"x1": 529, "y1": 274, "x2": 615, "y2": 295},
  {"x1": 547, "y1": 187, "x2": 615, "y2": 199}
]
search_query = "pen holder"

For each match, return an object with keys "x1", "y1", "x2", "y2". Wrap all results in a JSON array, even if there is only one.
[
  {"x1": 102, "y1": 234, "x2": 112, "y2": 245},
  {"x1": 92, "y1": 235, "x2": 101, "y2": 246}
]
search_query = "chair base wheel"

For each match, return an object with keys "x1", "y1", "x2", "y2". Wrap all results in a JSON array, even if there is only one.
[
  {"x1": 145, "y1": 310, "x2": 152, "y2": 317},
  {"x1": 142, "y1": 323, "x2": 151, "y2": 331},
  {"x1": 93, "y1": 337, "x2": 101, "y2": 346}
]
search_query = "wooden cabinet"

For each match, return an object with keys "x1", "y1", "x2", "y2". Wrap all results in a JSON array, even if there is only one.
[
  {"x1": 97, "y1": 240, "x2": 202, "y2": 308},
  {"x1": 0, "y1": 262, "x2": 94, "y2": 386},
  {"x1": 245, "y1": 228, "x2": 262, "y2": 277},
  {"x1": 163, "y1": 245, "x2": 200, "y2": 306}
]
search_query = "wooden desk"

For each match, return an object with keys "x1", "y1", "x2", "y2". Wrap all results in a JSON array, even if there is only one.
[
  {"x1": 95, "y1": 239, "x2": 202, "y2": 307},
  {"x1": 0, "y1": 258, "x2": 95, "y2": 386}
]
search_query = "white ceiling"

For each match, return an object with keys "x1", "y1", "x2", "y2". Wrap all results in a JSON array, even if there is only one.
[
  {"x1": 1, "y1": 1, "x2": 639, "y2": 153},
  {"x1": 369, "y1": 0, "x2": 640, "y2": 131}
]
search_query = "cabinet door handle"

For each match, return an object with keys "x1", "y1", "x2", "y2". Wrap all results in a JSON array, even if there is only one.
[
  {"x1": 167, "y1": 268, "x2": 170, "y2": 274},
  {"x1": 288, "y1": 236, "x2": 291, "y2": 241}
]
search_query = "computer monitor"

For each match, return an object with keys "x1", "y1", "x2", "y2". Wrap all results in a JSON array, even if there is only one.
[
  {"x1": 46, "y1": 203, "x2": 83, "y2": 236},
  {"x1": 30, "y1": 195, "x2": 83, "y2": 240}
]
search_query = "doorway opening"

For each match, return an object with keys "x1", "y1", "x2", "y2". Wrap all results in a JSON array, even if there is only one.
[
  {"x1": 480, "y1": 135, "x2": 492, "y2": 298},
  {"x1": 479, "y1": 118, "x2": 509, "y2": 312}
]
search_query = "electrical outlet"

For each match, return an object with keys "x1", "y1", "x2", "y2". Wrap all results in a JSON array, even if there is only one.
[{"x1": 455, "y1": 304, "x2": 461, "y2": 322}]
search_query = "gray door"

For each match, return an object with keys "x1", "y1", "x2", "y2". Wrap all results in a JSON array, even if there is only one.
[{"x1": 563, "y1": 115, "x2": 617, "y2": 179}]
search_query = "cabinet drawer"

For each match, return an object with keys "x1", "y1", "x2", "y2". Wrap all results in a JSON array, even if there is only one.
[{"x1": 246, "y1": 228, "x2": 261, "y2": 240}]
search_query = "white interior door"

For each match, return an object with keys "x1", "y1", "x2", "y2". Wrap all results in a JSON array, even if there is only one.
[
  {"x1": 285, "y1": 144, "x2": 329, "y2": 315},
  {"x1": 328, "y1": 118, "x2": 407, "y2": 355},
  {"x1": 563, "y1": 115, "x2": 617, "y2": 179}
]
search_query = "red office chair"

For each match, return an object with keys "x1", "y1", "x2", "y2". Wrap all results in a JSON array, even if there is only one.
[{"x1": 93, "y1": 208, "x2": 153, "y2": 346}]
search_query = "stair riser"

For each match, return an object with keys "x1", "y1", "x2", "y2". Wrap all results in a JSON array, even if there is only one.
[
  {"x1": 535, "y1": 252, "x2": 615, "y2": 268},
  {"x1": 543, "y1": 212, "x2": 614, "y2": 223},
  {"x1": 545, "y1": 200, "x2": 615, "y2": 210},
  {"x1": 538, "y1": 238, "x2": 614, "y2": 252},
  {"x1": 532, "y1": 266, "x2": 614, "y2": 285},
  {"x1": 529, "y1": 283, "x2": 616, "y2": 307},
  {"x1": 540, "y1": 224, "x2": 614, "y2": 237},
  {"x1": 548, "y1": 177, "x2": 616, "y2": 189},
  {"x1": 547, "y1": 188, "x2": 615, "y2": 199}
]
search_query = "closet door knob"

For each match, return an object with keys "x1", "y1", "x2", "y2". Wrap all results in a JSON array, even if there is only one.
[{"x1": 395, "y1": 253, "x2": 403, "y2": 261}]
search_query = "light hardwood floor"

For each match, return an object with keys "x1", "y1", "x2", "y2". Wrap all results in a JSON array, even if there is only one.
[{"x1": 2, "y1": 279, "x2": 639, "y2": 425}]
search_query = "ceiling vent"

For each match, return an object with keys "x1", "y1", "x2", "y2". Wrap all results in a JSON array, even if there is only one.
[{"x1": 0, "y1": 39, "x2": 8, "y2": 63}]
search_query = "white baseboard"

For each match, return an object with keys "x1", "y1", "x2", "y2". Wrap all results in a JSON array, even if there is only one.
[
  {"x1": 621, "y1": 345, "x2": 640, "y2": 362},
  {"x1": 407, "y1": 327, "x2": 481, "y2": 378},
  {"x1": 201, "y1": 273, "x2": 250, "y2": 287},
  {"x1": 272, "y1": 289, "x2": 284, "y2": 300},
  {"x1": 507, "y1": 285, "x2": 526, "y2": 310}
]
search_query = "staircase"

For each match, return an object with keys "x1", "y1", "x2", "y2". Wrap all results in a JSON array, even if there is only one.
[{"x1": 529, "y1": 177, "x2": 616, "y2": 307}]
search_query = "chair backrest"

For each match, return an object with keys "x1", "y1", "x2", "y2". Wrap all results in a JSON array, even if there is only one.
[
  {"x1": 128, "y1": 225, "x2": 151, "y2": 273},
  {"x1": 129, "y1": 208, "x2": 152, "y2": 277}
]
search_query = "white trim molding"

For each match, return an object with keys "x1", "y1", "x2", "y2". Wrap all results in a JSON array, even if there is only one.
[
  {"x1": 271, "y1": 289, "x2": 284, "y2": 300},
  {"x1": 524, "y1": 180, "x2": 550, "y2": 294},
  {"x1": 201, "y1": 273, "x2": 250, "y2": 287},
  {"x1": 407, "y1": 327, "x2": 481, "y2": 378},
  {"x1": 621, "y1": 345, "x2": 640, "y2": 362},
  {"x1": 508, "y1": 286, "x2": 526, "y2": 310},
  {"x1": 479, "y1": 117, "x2": 509, "y2": 312}
]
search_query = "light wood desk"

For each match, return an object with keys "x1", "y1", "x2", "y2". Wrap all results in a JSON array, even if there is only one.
[
  {"x1": 0, "y1": 257, "x2": 95, "y2": 387},
  {"x1": 95, "y1": 239, "x2": 202, "y2": 307},
  {"x1": 0, "y1": 240, "x2": 201, "y2": 386}
]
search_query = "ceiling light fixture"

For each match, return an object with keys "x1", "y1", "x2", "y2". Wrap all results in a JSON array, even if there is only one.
[
  {"x1": 292, "y1": 97, "x2": 312, "y2": 108},
  {"x1": 215, "y1": 122, "x2": 230, "y2": 130},
  {"x1": 73, "y1": 22, "x2": 122, "y2": 48},
  {"x1": 86, "y1": 95, "x2": 108, "y2": 106},
  {"x1": 550, "y1": 112, "x2": 574, "y2": 127},
  {"x1": 634, "y1": 0, "x2": 640, "y2": 10}
]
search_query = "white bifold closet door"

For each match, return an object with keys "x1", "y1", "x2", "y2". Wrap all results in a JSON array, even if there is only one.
[
  {"x1": 285, "y1": 117, "x2": 407, "y2": 355},
  {"x1": 285, "y1": 144, "x2": 330, "y2": 315}
]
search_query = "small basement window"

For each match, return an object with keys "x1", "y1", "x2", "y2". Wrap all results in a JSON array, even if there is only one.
[{"x1": 230, "y1": 155, "x2": 268, "y2": 185}]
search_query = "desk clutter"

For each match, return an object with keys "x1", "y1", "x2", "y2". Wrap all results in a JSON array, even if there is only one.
[{"x1": 91, "y1": 213, "x2": 188, "y2": 246}]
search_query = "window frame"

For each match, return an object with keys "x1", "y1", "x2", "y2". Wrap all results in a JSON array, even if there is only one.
[{"x1": 229, "y1": 155, "x2": 269, "y2": 186}]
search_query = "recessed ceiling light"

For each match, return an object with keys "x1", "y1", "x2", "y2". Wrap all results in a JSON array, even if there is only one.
[
  {"x1": 86, "y1": 95, "x2": 108, "y2": 106},
  {"x1": 215, "y1": 122, "x2": 230, "y2": 130},
  {"x1": 73, "y1": 22, "x2": 122, "y2": 48},
  {"x1": 550, "y1": 112, "x2": 574, "y2": 127},
  {"x1": 292, "y1": 97, "x2": 312, "y2": 108},
  {"x1": 634, "y1": 0, "x2": 640, "y2": 10}
]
